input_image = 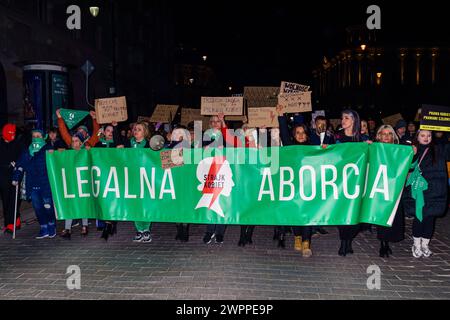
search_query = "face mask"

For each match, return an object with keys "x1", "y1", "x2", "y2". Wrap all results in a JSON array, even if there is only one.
[
  {"x1": 29, "y1": 138, "x2": 46, "y2": 156},
  {"x1": 2, "y1": 124, "x2": 16, "y2": 142}
]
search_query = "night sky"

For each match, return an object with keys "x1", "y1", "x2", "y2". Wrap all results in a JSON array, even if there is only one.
[{"x1": 171, "y1": 1, "x2": 449, "y2": 89}]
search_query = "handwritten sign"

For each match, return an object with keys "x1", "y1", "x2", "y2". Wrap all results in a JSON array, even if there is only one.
[
  {"x1": 277, "y1": 92, "x2": 312, "y2": 113},
  {"x1": 94, "y1": 96, "x2": 128, "y2": 124},
  {"x1": 280, "y1": 81, "x2": 310, "y2": 93},
  {"x1": 382, "y1": 113, "x2": 403, "y2": 127},
  {"x1": 201, "y1": 97, "x2": 243, "y2": 115},
  {"x1": 244, "y1": 87, "x2": 279, "y2": 107},
  {"x1": 150, "y1": 104, "x2": 179, "y2": 123},
  {"x1": 247, "y1": 107, "x2": 279, "y2": 128},
  {"x1": 180, "y1": 108, "x2": 210, "y2": 129},
  {"x1": 137, "y1": 116, "x2": 152, "y2": 123},
  {"x1": 160, "y1": 149, "x2": 184, "y2": 170},
  {"x1": 226, "y1": 115, "x2": 248, "y2": 122}
]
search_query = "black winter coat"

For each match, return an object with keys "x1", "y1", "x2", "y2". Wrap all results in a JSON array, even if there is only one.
[{"x1": 402, "y1": 144, "x2": 449, "y2": 218}]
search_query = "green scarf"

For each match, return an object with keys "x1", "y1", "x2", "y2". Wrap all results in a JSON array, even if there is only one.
[
  {"x1": 130, "y1": 137, "x2": 147, "y2": 148},
  {"x1": 405, "y1": 153, "x2": 429, "y2": 222},
  {"x1": 29, "y1": 138, "x2": 46, "y2": 156},
  {"x1": 100, "y1": 138, "x2": 114, "y2": 148}
]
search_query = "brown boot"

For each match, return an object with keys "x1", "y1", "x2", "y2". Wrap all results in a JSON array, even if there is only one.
[{"x1": 302, "y1": 240, "x2": 312, "y2": 258}]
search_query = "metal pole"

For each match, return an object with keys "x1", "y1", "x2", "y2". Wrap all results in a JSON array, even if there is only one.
[{"x1": 13, "y1": 184, "x2": 18, "y2": 240}]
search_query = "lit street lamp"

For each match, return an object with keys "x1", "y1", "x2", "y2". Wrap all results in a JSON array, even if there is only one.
[{"x1": 89, "y1": 7, "x2": 99, "y2": 17}]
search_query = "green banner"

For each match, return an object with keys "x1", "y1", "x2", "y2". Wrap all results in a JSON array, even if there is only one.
[
  {"x1": 46, "y1": 143, "x2": 413, "y2": 227},
  {"x1": 60, "y1": 108, "x2": 90, "y2": 130}
]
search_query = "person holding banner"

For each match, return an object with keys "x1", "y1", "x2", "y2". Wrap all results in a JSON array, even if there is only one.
[
  {"x1": 94, "y1": 122, "x2": 121, "y2": 240},
  {"x1": 308, "y1": 116, "x2": 333, "y2": 237},
  {"x1": 47, "y1": 127, "x2": 67, "y2": 149},
  {"x1": 276, "y1": 105, "x2": 313, "y2": 257},
  {"x1": 333, "y1": 109, "x2": 369, "y2": 257},
  {"x1": 12, "y1": 130, "x2": 57, "y2": 239},
  {"x1": 167, "y1": 126, "x2": 192, "y2": 242},
  {"x1": 120, "y1": 121, "x2": 153, "y2": 243},
  {"x1": 59, "y1": 131, "x2": 91, "y2": 239},
  {"x1": 403, "y1": 130, "x2": 449, "y2": 258},
  {"x1": 375, "y1": 125, "x2": 405, "y2": 257},
  {"x1": 0, "y1": 123, "x2": 25, "y2": 234},
  {"x1": 202, "y1": 113, "x2": 236, "y2": 245},
  {"x1": 56, "y1": 108, "x2": 100, "y2": 148}
]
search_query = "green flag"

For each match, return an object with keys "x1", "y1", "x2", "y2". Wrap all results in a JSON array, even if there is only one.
[
  {"x1": 46, "y1": 143, "x2": 413, "y2": 226},
  {"x1": 60, "y1": 108, "x2": 90, "y2": 130}
]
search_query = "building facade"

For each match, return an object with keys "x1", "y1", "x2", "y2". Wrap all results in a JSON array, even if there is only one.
[{"x1": 312, "y1": 25, "x2": 450, "y2": 122}]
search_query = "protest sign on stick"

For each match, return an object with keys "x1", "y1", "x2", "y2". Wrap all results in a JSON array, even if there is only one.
[{"x1": 180, "y1": 108, "x2": 210, "y2": 128}]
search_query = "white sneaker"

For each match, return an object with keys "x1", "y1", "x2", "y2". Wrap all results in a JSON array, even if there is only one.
[
  {"x1": 412, "y1": 245, "x2": 423, "y2": 258},
  {"x1": 421, "y1": 244, "x2": 433, "y2": 257},
  {"x1": 142, "y1": 231, "x2": 152, "y2": 243}
]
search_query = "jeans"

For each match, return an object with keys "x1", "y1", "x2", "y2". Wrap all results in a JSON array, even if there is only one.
[
  {"x1": 30, "y1": 188, "x2": 55, "y2": 227},
  {"x1": 65, "y1": 219, "x2": 88, "y2": 230}
]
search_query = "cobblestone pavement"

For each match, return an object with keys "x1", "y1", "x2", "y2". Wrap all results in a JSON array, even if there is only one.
[{"x1": 0, "y1": 204, "x2": 449, "y2": 300}]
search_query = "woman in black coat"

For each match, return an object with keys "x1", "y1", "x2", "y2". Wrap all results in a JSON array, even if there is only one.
[
  {"x1": 375, "y1": 125, "x2": 405, "y2": 257},
  {"x1": 333, "y1": 109, "x2": 370, "y2": 257},
  {"x1": 275, "y1": 106, "x2": 313, "y2": 258},
  {"x1": 402, "y1": 130, "x2": 449, "y2": 258}
]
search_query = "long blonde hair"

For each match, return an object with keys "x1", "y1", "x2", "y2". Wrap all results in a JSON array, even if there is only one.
[{"x1": 376, "y1": 125, "x2": 399, "y2": 144}]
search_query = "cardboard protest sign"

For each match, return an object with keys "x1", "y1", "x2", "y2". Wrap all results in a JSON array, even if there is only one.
[
  {"x1": 201, "y1": 97, "x2": 243, "y2": 115},
  {"x1": 180, "y1": 108, "x2": 210, "y2": 129},
  {"x1": 137, "y1": 116, "x2": 152, "y2": 123},
  {"x1": 414, "y1": 108, "x2": 422, "y2": 122},
  {"x1": 150, "y1": 104, "x2": 179, "y2": 123},
  {"x1": 94, "y1": 96, "x2": 128, "y2": 124},
  {"x1": 277, "y1": 92, "x2": 312, "y2": 113},
  {"x1": 382, "y1": 113, "x2": 403, "y2": 127},
  {"x1": 420, "y1": 105, "x2": 450, "y2": 132},
  {"x1": 280, "y1": 81, "x2": 310, "y2": 93},
  {"x1": 226, "y1": 115, "x2": 248, "y2": 122},
  {"x1": 247, "y1": 107, "x2": 279, "y2": 128},
  {"x1": 244, "y1": 87, "x2": 280, "y2": 107},
  {"x1": 160, "y1": 149, "x2": 184, "y2": 170}
]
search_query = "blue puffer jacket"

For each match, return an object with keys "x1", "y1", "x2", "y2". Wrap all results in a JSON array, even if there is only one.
[{"x1": 12, "y1": 144, "x2": 54, "y2": 197}]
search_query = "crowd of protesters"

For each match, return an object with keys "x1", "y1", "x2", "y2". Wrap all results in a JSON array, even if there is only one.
[{"x1": 1, "y1": 106, "x2": 449, "y2": 260}]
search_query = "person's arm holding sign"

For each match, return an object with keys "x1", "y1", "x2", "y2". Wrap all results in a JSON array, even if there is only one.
[
  {"x1": 56, "y1": 109, "x2": 72, "y2": 147},
  {"x1": 276, "y1": 105, "x2": 292, "y2": 146},
  {"x1": 86, "y1": 111, "x2": 100, "y2": 147}
]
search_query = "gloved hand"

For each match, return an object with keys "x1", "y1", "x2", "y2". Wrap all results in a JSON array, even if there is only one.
[{"x1": 12, "y1": 181, "x2": 18, "y2": 187}]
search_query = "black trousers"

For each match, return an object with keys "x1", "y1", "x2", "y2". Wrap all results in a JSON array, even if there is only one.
[
  {"x1": 412, "y1": 216, "x2": 436, "y2": 239},
  {"x1": 293, "y1": 226, "x2": 312, "y2": 242},
  {"x1": 0, "y1": 182, "x2": 19, "y2": 227},
  {"x1": 277, "y1": 226, "x2": 312, "y2": 241},
  {"x1": 206, "y1": 224, "x2": 226, "y2": 236},
  {"x1": 338, "y1": 225, "x2": 359, "y2": 240}
]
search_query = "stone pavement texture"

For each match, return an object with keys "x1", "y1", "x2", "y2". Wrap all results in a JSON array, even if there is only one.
[{"x1": 0, "y1": 204, "x2": 449, "y2": 300}]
